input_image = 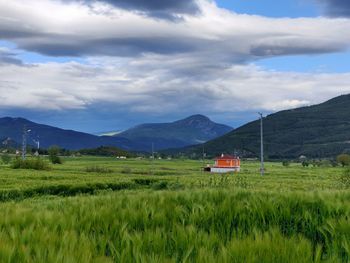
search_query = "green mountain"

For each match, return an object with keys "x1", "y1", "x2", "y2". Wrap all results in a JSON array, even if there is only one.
[
  {"x1": 180, "y1": 94, "x2": 350, "y2": 159},
  {"x1": 0, "y1": 115, "x2": 232, "y2": 152},
  {"x1": 0, "y1": 117, "x2": 139, "y2": 151},
  {"x1": 114, "y1": 115, "x2": 232, "y2": 151}
]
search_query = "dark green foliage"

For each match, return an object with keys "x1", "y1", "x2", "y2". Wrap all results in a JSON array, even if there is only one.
[
  {"x1": 1, "y1": 154, "x2": 11, "y2": 164},
  {"x1": 133, "y1": 178, "x2": 157, "y2": 185},
  {"x1": 0, "y1": 182, "x2": 136, "y2": 202},
  {"x1": 282, "y1": 160, "x2": 290, "y2": 167},
  {"x1": 151, "y1": 181, "x2": 168, "y2": 190},
  {"x1": 330, "y1": 160, "x2": 338, "y2": 167},
  {"x1": 48, "y1": 146, "x2": 63, "y2": 164},
  {"x1": 311, "y1": 160, "x2": 321, "y2": 167},
  {"x1": 11, "y1": 158, "x2": 50, "y2": 170},
  {"x1": 182, "y1": 94, "x2": 350, "y2": 158},
  {"x1": 302, "y1": 161, "x2": 309, "y2": 167},
  {"x1": 79, "y1": 146, "x2": 131, "y2": 157},
  {"x1": 85, "y1": 165, "x2": 113, "y2": 173},
  {"x1": 336, "y1": 154, "x2": 350, "y2": 167}
]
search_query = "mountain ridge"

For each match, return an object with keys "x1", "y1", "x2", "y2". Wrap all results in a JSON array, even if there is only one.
[
  {"x1": 173, "y1": 94, "x2": 350, "y2": 159},
  {"x1": 114, "y1": 114, "x2": 233, "y2": 150},
  {"x1": 0, "y1": 114, "x2": 232, "y2": 152}
]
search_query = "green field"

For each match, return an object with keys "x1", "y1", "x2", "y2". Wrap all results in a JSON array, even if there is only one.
[{"x1": 0, "y1": 157, "x2": 349, "y2": 262}]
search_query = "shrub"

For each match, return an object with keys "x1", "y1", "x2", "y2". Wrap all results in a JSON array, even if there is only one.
[
  {"x1": 152, "y1": 181, "x2": 168, "y2": 190},
  {"x1": 336, "y1": 154, "x2": 350, "y2": 167},
  {"x1": 1, "y1": 154, "x2": 11, "y2": 164},
  {"x1": 330, "y1": 160, "x2": 338, "y2": 167},
  {"x1": 85, "y1": 166, "x2": 113, "y2": 173},
  {"x1": 133, "y1": 178, "x2": 157, "y2": 185},
  {"x1": 282, "y1": 160, "x2": 290, "y2": 167},
  {"x1": 11, "y1": 158, "x2": 50, "y2": 170},
  {"x1": 48, "y1": 146, "x2": 63, "y2": 164},
  {"x1": 301, "y1": 161, "x2": 309, "y2": 167},
  {"x1": 311, "y1": 160, "x2": 321, "y2": 167}
]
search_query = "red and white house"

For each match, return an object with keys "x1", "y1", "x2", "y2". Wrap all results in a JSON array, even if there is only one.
[{"x1": 210, "y1": 154, "x2": 241, "y2": 173}]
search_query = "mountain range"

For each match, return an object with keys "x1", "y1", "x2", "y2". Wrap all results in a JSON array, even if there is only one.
[
  {"x1": 0, "y1": 115, "x2": 232, "y2": 152},
  {"x1": 113, "y1": 115, "x2": 232, "y2": 151},
  {"x1": 3, "y1": 94, "x2": 350, "y2": 158},
  {"x1": 179, "y1": 94, "x2": 350, "y2": 158}
]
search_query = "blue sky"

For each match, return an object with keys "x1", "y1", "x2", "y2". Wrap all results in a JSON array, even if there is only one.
[
  {"x1": 0, "y1": 0, "x2": 350, "y2": 133},
  {"x1": 217, "y1": 0, "x2": 318, "y2": 18}
]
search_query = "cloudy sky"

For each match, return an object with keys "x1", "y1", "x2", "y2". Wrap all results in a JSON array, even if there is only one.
[{"x1": 1, "y1": 0, "x2": 350, "y2": 133}]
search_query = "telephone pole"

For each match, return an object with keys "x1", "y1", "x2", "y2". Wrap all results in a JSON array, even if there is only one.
[
  {"x1": 151, "y1": 142, "x2": 154, "y2": 175},
  {"x1": 202, "y1": 145, "x2": 205, "y2": 173},
  {"x1": 22, "y1": 126, "x2": 31, "y2": 160},
  {"x1": 258, "y1": 113, "x2": 264, "y2": 176}
]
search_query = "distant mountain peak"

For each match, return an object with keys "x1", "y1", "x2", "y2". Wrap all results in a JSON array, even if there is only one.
[
  {"x1": 182, "y1": 114, "x2": 210, "y2": 121},
  {"x1": 114, "y1": 114, "x2": 233, "y2": 151},
  {"x1": 182, "y1": 93, "x2": 350, "y2": 158},
  {"x1": 174, "y1": 114, "x2": 213, "y2": 126}
]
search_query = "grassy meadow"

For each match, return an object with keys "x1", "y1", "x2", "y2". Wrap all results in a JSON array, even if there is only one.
[{"x1": 0, "y1": 156, "x2": 349, "y2": 262}]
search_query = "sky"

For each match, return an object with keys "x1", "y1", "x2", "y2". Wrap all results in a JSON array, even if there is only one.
[{"x1": 0, "y1": 0, "x2": 350, "y2": 133}]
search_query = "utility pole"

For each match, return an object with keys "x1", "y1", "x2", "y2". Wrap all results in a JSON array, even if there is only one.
[
  {"x1": 151, "y1": 142, "x2": 154, "y2": 175},
  {"x1": 22, "y1": 126, "x2": 31, "y2": 160},
  {"x1": 33, "y1": 137, "x2": 40, "y2": 156},
  {"x1": 258, "y1": 113, "x2": 264, "y2": 176},
  {"x1": 202, "y1": 145, "x2": 205, "y2": 173}
]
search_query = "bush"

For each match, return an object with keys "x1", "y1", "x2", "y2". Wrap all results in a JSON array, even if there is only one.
[
  {"x1": 48, "y1": 146, "x2": 63, "y2": 164},
  {"x1": 330, "y1": 160, "x2": 338, "y2": 167},
  {"x1": 336, "y1": 154, "x2": 350, "y2": 167},
  {"x1": 1, "y1": 154, "x2": 11, "y2": 164},
  {"x1": 11, "y1": 158, "x2": 50, "y2": 170},
  {"x1": 301, "y1": 161, "x2": 309, "y2": 167},
  {"x1": 282, "y1": 160, "x2": 290, "y2": 167},
  {"x1": 152, "y1": 181, "x2": 168, "y2": 190},
  {"x1": 85, "y1": 166, "x2": 113, "y2": 173}
]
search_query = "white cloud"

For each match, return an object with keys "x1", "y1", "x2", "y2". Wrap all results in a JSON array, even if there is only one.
[
  {"x1": 1, "y1": 55, "x2": 350, "y2": 114},
  {"x1": 0, "y1": 0, "x2": 350, "y2": 59},
  {"x1": 0, "y1": 0, "x2": 350, "y2": 118}
]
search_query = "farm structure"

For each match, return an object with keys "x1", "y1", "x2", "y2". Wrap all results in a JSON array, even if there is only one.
[{"x1": 208, "y1": 154, "x2": 241, "y2": 173}]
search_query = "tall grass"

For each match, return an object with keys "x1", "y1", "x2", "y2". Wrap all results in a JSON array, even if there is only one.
[
  {"x1": 85, "y1": 165, "x2": 113, "y2": 173},
  {"x1": 0, "y1": 158, "x2": 348, "y2": 262},
  {"x1": 11, "y1": 157, "x2": 51, "y2": 170},
  {"x1": 0, "y1": 190, "x2": 348, "y2": 262}
]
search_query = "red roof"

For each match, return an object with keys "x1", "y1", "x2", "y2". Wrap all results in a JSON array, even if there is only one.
[{"x1": 215, "y1": 154, "x2": 239, "y2": 160}]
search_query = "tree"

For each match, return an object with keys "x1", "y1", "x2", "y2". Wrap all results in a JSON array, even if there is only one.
[
  {"x1": 336, "y1": 154, "x2": 350, "y2": 167},
  {"x1": 302, "y1": 161, "x2": 309, "y2": 167},
  {"x1": 1, "y1": 154, "x2": 11, "y2": 164},
  {"x1": 48, "y1": 146, "x2": 62, "y2": 164}
]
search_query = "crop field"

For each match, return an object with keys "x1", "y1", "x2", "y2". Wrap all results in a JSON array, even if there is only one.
[{"x1": 0, "y1": 156, "x2": 349, "y2": 262}]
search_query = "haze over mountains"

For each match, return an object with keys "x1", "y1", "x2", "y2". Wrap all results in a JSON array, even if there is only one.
[
  {"x1": 0, "y1": 115, "x2": 232, "y2": 152},
  {"x1": 180, "y1": 94, "x2": 350, "y2": 158}
]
